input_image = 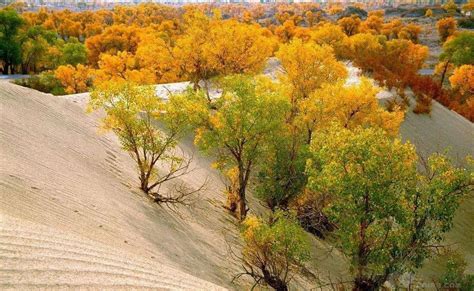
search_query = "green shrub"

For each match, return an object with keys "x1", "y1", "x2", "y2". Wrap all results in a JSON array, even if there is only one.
[
  {"x1": 458, "y1": 17, "x2": 474, "y2": 29},
  {"x1": 239, "y1": 211, "x2": 310, "y2": 290},
  {"x1": 14, "y1": 72, "x2": 65, "y2": 95}
]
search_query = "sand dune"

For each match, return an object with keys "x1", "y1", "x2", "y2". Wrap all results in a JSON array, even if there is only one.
[
  {"x1": 1, "y1": 77, "x2": 472, "y2": 289},
  {"x1": 0, "y1": 81, "x2": 236, "y2": 289}
]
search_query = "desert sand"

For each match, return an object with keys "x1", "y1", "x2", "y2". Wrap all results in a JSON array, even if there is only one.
[{"x1": 1, "y1": 74, "x2": 472, "y2": 289}]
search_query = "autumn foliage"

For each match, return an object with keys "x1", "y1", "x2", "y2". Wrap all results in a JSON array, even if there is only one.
[
  {"x1": 5, "y1": 5, "x2": 474, "y2": 291},
  {"x1": 437, "y1": 17, "x2": 457, "y2": 42}
]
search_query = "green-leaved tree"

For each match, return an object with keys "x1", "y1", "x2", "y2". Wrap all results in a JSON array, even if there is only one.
[
  {"x1": 0, "y1": 8, "x2": 24, "y2": 74},
  {"x1": 170, "y1": 75, "x2": 288, "y2": 220},
  {"x1": 90, "y1": 81, "x2": 194, "y2": 203},
  {"x1": 307, "y1": 125, "x2": 473, "y2": 290}
]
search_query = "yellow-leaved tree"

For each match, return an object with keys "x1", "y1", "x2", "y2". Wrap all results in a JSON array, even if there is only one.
[
  {"x1": 54, "y1": 64, "x2": 91, "y2": 94},
  {"x1": 174, "y1": 11, "x2": 274, "y2": 94},
  {"x1": 276, "y1": 38, "x2": 347, "y2": 103},
  {"x1": 89, "y1": 81, "x2": 197, "y2": 204},
  {"x1": 297, "y1": 79, "x2": 404, "y2": 140}
]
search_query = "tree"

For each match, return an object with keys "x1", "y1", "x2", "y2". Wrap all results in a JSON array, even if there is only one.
[
  {"x1": 440, "y1": 32, "x2": 474, "y2": 67},
  {"x1": 337, "y1": 15, "x2": 361, "y2": 36},
  {"x1": 238, "y1": 211, "x2": 310, "y2": 291},
  {"x1": 134, "y1": 30, "x2": 179, "y2": 84},
  {"x1": 54, "y1": 64, "x2": 90, "y2": 94},
  {"x1": 174, "y1": 75, "x2": 288, "y2": 220},
  {"x1": 344, "y1": 33, "x2": 384, "y2": 71},
  {"x1": 256, "y1": 40, "x2": 346, "y2": 212},
  {"x1": 203, "y1": 19, "x2": 274, "y2": 78},
  {"x1": 85, "y1": 24, "x2": 141, "y2": 66},
  {"x1": 398, "y1": 23, "x2": 422, "y2": 43},
  {"x1": 310, "y1": 23, "x2": 348, "y2": 59},
  {"x1": 360, "y1": 15, "x2": 384, "y2": 35},
  {"x1": 0, "y1": 8, "x2": 24, "y2": 74},
  {"x1": 425, "y1": 9, "x2": 433, "y2": 17},
  {"x1": 437, "y1": 17, "x2": 457, "y2": 42},
  {"x1": 175, "y1": 13, "x2": 275, "y2": 91},
  {"x1": 307, "y1": 126, "x2": 473, "y2": 290},
  {"x1": 255, "y1": 39, "x2": 346, "y2": 210},
  {"x1": 443, "y1": 0, "x2": 458, "y2": 15},
  {"x1": 449, "y1": 65, "x2": 474, "y2": 97},
  {"x1": 449, "y1": 65, "x2": 474, "y2": 121},
  {"x1": 20, "y1": 25, "x2": 57, "y2": 73},
  {"x1": 462, "y1": 0, "x2": 474, "y2": 15},
  {"x1": 93, "y1": 51, "x2": 155, "y2": 85},
  {"x1": 276, "y1": 39, "x2": 347, "y2": 102},
  {"x1": 438, "y1": 32, "x2": 474, "y2": 86},
  {"x1": 89, "y1": 82, "x2": 194, "y2": 203},
  {"x1": 381, "y1": 18, "x2": 403, "y2": 40},
  {"x1": 297, "y1": 79, "x2": 404, "y2": 139},
  {"x1": 61, "y1": 37, "x2": 87, "y2": 66},
  {"x1": 173, "y1": 10, "x2": 214, "y2": 90},
  {"x1": 379, "y1": 39, "x2": 428, "y2": 90}
]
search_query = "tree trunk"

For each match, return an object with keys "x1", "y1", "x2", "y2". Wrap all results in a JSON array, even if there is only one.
[
  {"x1": 3, "y1": 63, "x2": 10, "y2": 75},
  {"x1": 440, "y1": 60, "x2": 450, "y2": 87},
  {"x1": 236, "y1": 162, "x2": 249, "y2": 221},
  {"x1": 237, "y1": 197, "x2": 246, "y2": 221},
  {"x1": 236, "y1": 179, "x2": 247, "y2": 220},
  {"x1": 140, "y1": 172, "x2": 149, "y2": 193},
  {"x1": 353, "y1": 277, "x2": 378, "y2": 291},
  {"x1": 262, "y1": 269, "x2": 288, "y2": 291}
]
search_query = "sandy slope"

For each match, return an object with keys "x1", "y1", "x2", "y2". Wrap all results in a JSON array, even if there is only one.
[
  {"x1": 1, "y1": 76, "x2": 472, "y2": 289},
  {"x1": 400, "y1": 101, "x2": 474, "y2": 276},
  {"x1": 1, "y1": 81, "x2": 343, "y2": 290},
  {"x1": 0, "y1": 81, "x2": 236, "y2": 289}
]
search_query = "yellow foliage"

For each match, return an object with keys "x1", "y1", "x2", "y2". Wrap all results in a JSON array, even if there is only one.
[
  {"x1": 311, "y1": 22, "x2": 348, "y2": 58},
  {"x1": 443, "y1": 0, "x2": 458, "y2": 14},
  {"x1": 94, "y1": 51, "x2": 155, "y2": 85},
  {"x1": 437, "y1": 17, "x2": 457, "y2": 42},
  {"x1": 135, "y1": 30, "x2": 180, "y2": 83},
  {"x1": 85, "y1": 24, "x2": 141, "y2": 66},
  {"x1": 225, "y1": 166, "x2": 240, "y2": 215},
  {"x1": 54, "y1": 64, "x2": 90, "y2": 94},
  {"x1": 337, "y1": 15, "x2": 361, "y2": 36},
  {"x1": 398, "y1": 23, "x2": 422, "y2": 43},
  {"x1": 297, "y1": 79, "x2": 404, "y2": 137},
  {"x1": 368, "y1": 9, "x2": 385, "y2": 18},
  {"x1": 276, "y1": 38, "x2": 347, "y2": 101},
  {"x1": 425, "y1": 9, "x2": 434, "y2": 17},
  {"x1": 463, "y1": 1, "x2": 474, "y2": 13},
  {"x1": 360, "y1": 15, "x2": 384, "y2": 35},
  {"x1": 327, "y1": 5, "x2": 343, "y2": 15},
  {"x1": 449, "y1": 65, "x2": 474, "y2": 97},
  {"x1": 175, "y1": 12, "x2": 274, "y2": 87},
  {"x1": 204, "y1": 20, "x2": 275, "y2": 76}
]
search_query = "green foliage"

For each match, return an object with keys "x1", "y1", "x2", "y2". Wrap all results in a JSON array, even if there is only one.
[
  {"x1": 240, "y1": 210, "x2": 310, "y2": 290},
  {"x1": 61, "y1": 37, "x2": 87, "y2": 66},
  {"x1": 194, "y1": 75, "x2": 288, "y2": 164},
  {"x1": 458, "y1": 17, "x2": 474, "y2": 29},
  {"x1": 306, "y1": 125, "x2": 473, "y2": 289},
  {"x1": 20, "y1": 25, "x2": 59, "y2": 73},
  {"x1": 172, "y1": 74, "x2": 288, "y2": 219},
  {"x1": 439, "y1": 252, "x2": 474, "y2": 291},
  {"x1": 90, "y1": 81, "x2": 188, "y2": 197},
  {"x1": 256, "y1": 137, "x2": 309, "y2": 211},
  {"x1": 14, "y1": 72, "x2": 65, "y2": 95},
  {"x1": 0, "y1": 8, "x2": 24, "y2": 73},
  {"x1": 440, "y1": 32, "x2": 474, "y2": 66}
]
